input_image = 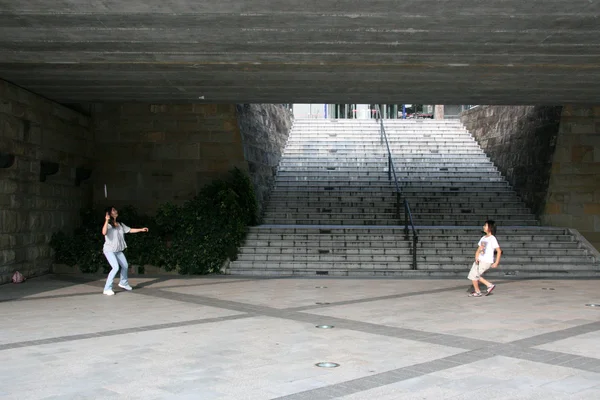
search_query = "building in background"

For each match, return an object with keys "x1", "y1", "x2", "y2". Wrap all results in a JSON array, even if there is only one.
[{"x1": 292, "y1": 104, "x2": 438, "y2": 119}]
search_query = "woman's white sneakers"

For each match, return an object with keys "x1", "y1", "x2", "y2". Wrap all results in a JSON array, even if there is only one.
[{"x1": 103, "y1": 284, "x2": 132, "y2": 295}]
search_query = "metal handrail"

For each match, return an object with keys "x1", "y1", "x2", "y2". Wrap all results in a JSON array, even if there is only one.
[{"x1": 374, "y1": 105, "x2": 419, "y2": 270}]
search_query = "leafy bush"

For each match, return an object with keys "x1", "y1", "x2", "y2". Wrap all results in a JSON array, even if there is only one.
[{"x1": 50, "y1": 168, "x2": 257, "y2": 274}]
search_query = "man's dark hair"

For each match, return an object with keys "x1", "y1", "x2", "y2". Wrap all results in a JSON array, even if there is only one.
[{"x1": 485, "y1": 220, "x2": 497, "y2": 235}]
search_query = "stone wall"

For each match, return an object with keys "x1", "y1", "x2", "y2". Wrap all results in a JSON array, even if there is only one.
[
  {"x1": 236, "y1": 104, "x2": 293, "y2": 216},
  {"x1": 91, "y1": 103, "x2": 247, "y2": 213},
  {"x1": 542, "y1": 105, "x2": 600, "y2": 251},
  {"x1": 0, "y1": 80, "x2": 93, "y2": 283},
  {"x1": 460, "y1": 106, "x2": 562, "y2": 216}
]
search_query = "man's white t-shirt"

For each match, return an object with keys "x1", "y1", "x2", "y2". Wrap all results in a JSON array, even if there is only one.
[{"x1": 478, "y1": 235, "x2": 500, "y2": 263}]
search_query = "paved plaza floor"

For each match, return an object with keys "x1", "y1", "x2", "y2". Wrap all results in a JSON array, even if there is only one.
[{"x1": 1, "y1": 275, "x2": 600, "y2": 399}]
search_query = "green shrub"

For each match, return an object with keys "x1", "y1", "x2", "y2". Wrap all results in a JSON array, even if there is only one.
[{"x1": 49, "y1": 168, "x2": 257, "y2": 275}]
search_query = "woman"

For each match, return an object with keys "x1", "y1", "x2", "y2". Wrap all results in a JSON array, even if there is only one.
[{"x1": 102, "y1": 206, "x2": 148, "y2": 296}]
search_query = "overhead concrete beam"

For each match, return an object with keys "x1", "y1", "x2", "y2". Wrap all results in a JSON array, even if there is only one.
[{"x1": 0, "y1": 1, "x2": 598, "y2": 103}]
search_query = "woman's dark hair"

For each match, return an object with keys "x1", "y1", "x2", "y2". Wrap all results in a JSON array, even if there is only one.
[
  {"x1": 105, "y1": 206, "x2": 116, "y2": 227},
  {"x1": 484, "y1": 220, "x2": 497, "y2": 235}
]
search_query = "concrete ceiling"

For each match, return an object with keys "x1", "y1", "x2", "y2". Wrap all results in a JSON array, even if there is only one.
[{"x1": 0, "y1": 1, "x2": 599, "y2": 104}]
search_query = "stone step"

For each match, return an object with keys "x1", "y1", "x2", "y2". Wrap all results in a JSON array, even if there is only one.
[
  {"x1": 228, "y1": 262, "x2": 599, "y2": 273},
  {"x1": 242, "y1": 238, "x2": 579, "y2": 248},
  {"x1": 245, "y1": 229, "x2": 572, "y2": 237},
  {"x1": 288, "y1": 132, "x2": 469, "y2": 136},
  {"x1": 238, "y1": 246, "x2": 585, "y2": 256},
  {"x1": 260, "y1": 216, "x2": 542, "y2": 223},
  {"x1": 277, "y1": 166, "x2": 499, "y2": 173},
  {"x1": 272, "y1": 183, "x2": 510, "y2": 190},
  {"x1": 261, "y1": 219, "x2": 539, "y2": 226},
  {"x1": 279, "y1": 155, "x2": 492, "y2": 161},
  {"x1": 285, "y1": 142, "x2": 480, "y2": 147},
  {"x1": 287, "y1": 138, "x2": 476, "y2": 143},
  {"x1": 289, "y1": 135, "x2": 471, "y2": 140},
  {"x1": 235, "y1": 253, "x2": 594, "y2": 263},
  {"x1": 292, "y1": 122, "x2": 462, "y2": 125},
  {"x1": 270, "y1": 186, "x2": 515, "y2": 192},
  {"x1": 263, "y1": 206, "x2": 531, "y2": 215},
  {"x1": 273, "y1": 182, "x2": 508, "y2": 189},
  {"x1": 282, "y1": 149, "x2": 485, "y2": 155},
  {"x1": 226, "y1": 267, "x2": 600, "y2": 278},
  {"x1": 275, "y1": 174, "x2": 504, "y2": 182},
  {"x1": 268, "y1": 193, "x2": 519, "y2": 200},
  {"x1": 268, "y1": 197, "x2": 526, "y2": 206},
  {"x1": 242, "y1": 240, "x2": 581, "y2": 251},
  {"x1": 233, "y1": 254, "x2": 597, "y2": 265},
  {"x1": 292, "y1": 127, "x2": 465, "y2": 131},
  {"x1": 276, "y1": 166, "x2": 494, "y2": 172},
  {"x1": 248, "y1": 225, "x2": 568, "y2": 233},
  {"x1": 280, "y1": 157, "x2": 493, "y2": 162},
  {"x1": 275, "y1": 173, "x2": 502, "y2": 179}
]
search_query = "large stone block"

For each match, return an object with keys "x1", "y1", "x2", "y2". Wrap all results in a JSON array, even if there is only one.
[
  {"x1": 178, "y1": 143, "x2": 199, "y2": 160},
  {"x1": 1, "y1": 115, "x2": 24, "y2": 141},
  {"x1": 152, "y1": 143, "x2": 178, "y2": 159},
  {"x1": 0, "y1": 179, "x2": 18, "y2": 194},
  {"x1": 544, "y1": 202, "x2": 562, "y2": 215},
  {"x1": 0, "y1": 249, "x2": 16, "y2": 265},
  {"x1": 584, "y1": 203, "x2": 600, "y2": 215}
]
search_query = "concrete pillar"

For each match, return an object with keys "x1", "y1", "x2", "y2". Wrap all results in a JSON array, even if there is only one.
[{"x1": 434, "y1": 105, "x2": 445, "y2": 119}]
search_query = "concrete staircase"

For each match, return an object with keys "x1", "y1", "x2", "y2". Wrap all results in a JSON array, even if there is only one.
[{"x1": 228, "y1": 119, "x2": 600, "y2": 278}]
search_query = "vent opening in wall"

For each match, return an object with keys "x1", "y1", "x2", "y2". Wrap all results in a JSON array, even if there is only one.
[
  {"x1": 75, "y1": 167, "x2": 92, "y2": 186},
  {"x1": 40, "y1": 161, "x2": 59, "y2": 182},
  {"x1": 0, "y1": 152, "x2": 15, "y2": 169}
]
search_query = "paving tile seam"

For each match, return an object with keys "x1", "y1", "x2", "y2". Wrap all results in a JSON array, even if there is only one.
[
  {"x1": 140, "y1": 287, "x2": 600, "y2": 354},
  {"x1": 273, "y1": 350, "x2": 487, "y2": 400},
  {"x1": 138, "y1": 287, "x2": 497, "y2": 351},
  {"x1": 51, "y1": 275, "x2": 261, "y2": 288},
  {"x1": 284, "y1": 283, "x2": 475, "y2": 312},
  {"x1": 24, "y1": 276, "x2": 600, "y2": 380},
  {"x1": 0, "y1": 313, "x2": 253, "y2": 352},
  {"x1": 50, "y1": 277, "x2": 600, "y2": 352},
  {"x1": 140, "y1": 287, "x2": 600, "y2": 374},
  {"x1": 0, "y1": 291, "x2": 108, "y2": 303}
]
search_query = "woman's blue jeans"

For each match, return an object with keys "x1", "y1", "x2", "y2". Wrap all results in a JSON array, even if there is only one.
[{"x1": 103, "y1": 251, "x2": 129, "y2": 291}]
